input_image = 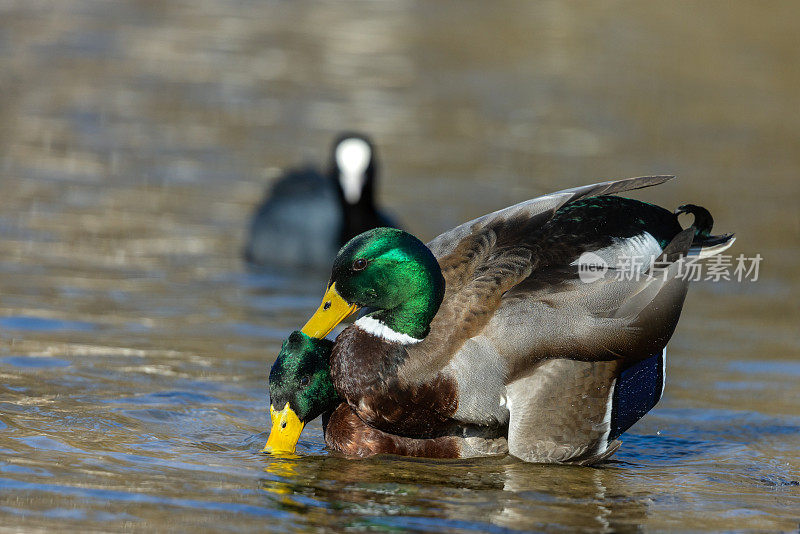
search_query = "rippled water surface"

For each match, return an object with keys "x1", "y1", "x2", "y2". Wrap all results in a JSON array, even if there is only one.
[{"x1": 1, "y1": 1, "x2": 799, "y2": 531}]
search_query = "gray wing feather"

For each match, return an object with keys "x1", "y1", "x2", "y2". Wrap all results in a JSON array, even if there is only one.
[
  {"x1": 404, "y1": 176, "x2": 676, "y2": 380},
  {"x1": 426, "y1": 175, "x2": 674, "y2": 257},
  {"x1": 506, "y1": 358, "x2": 621, "y2": 464}
]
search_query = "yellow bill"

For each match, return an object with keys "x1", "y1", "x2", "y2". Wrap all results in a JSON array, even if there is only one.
[
  {"x1": 300, "y1": 282, "x2": 360, "y2": 339},
  {"x1": 262, "y1": 402, "x2": 305, "y2": 454}
]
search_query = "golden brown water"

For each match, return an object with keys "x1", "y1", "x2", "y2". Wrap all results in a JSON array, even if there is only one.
[{"x1": 1, "y1": 1, "x2": 799, "y2": 531}]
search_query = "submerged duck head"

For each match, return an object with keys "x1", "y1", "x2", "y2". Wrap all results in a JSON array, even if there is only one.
[
  {"x1": 263, "y1": 331, "x2": 338, "y2": 454},
  {"x1": 300, "y1": 227, "x2": 445, "y2": 342}
]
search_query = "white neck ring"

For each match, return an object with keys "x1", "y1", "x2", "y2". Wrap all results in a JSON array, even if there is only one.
[{"x1": 354, "y1": 316, "x2": 423, "y2": 345}]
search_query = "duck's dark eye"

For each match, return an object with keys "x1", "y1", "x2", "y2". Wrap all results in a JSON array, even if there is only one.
[
  {"x1": 323, "y1": 301, "x2": 331, "y2": 311},
  {"x1": 300, "y1": 376, "x2": 310, "y2": 387},
  {"x1": 352, "y1": 258, "x2": 368, "y2": 271}
]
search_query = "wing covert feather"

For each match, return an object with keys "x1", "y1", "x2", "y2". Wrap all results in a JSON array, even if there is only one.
[{"x1": 403, "y1": 176, "x2": 675, "y2": 379}]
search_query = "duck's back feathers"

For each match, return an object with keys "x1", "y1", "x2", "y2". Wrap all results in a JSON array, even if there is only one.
[
  {"x1": 406, "y1": 176, "x2": 677, "y2": 379},
  {"x1": 427, "y1": 175, "x2": 674, "y2": 258},
  {"x1": 493, "y1": 227, "x2": 696, "y2": 374}
]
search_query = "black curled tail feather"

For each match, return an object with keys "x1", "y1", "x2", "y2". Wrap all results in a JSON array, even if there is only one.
[
  {"x1": 675, "y1": 204, "x2": 734, "y2": 248},
  {"x1": 675, "y1": 204, "x2": 713, "y2": 238}
]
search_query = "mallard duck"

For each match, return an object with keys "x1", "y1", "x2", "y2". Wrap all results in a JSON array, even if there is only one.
[
  {"x1": 265, "y1": 330, "x2": 672, "y2": 462},
  {"x1": 244, "y1": 133, "x2": 400, "y2": 269},
  {"x1": 266, "y1": 176, "x2": 734, "y2": 464}
]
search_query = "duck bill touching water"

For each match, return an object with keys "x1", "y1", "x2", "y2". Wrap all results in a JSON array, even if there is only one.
[
  {"x1": 264, "y1": 333, "x2": 336, "y2": 454},
  {"x1": 265, "y1": 175, "x2": 734, "y2": 464}
]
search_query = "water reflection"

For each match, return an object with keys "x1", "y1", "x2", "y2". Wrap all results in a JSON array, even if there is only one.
[
  {"x1": 256, "y1": 454, "x2": 655, "y2": 531},
  {"x1": 1, "y1": 0, "x2": 799, "y2": 530}
]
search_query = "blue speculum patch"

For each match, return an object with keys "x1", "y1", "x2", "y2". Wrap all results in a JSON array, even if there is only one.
[{"x1": 610, "y1": 350, "x2": 665, "y2": 441}]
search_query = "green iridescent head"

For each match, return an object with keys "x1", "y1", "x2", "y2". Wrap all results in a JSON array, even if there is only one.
[
  {"x1": 328, "y1": 227, "x2": 445, "y2": 339},
  {"x1": 268, "y1": 331, "x2": 339, "y2": 423}
]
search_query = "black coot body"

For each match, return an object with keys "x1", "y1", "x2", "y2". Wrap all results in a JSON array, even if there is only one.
[{"x1": 245, "y1": 133, "x2": 400, "y2": 270}]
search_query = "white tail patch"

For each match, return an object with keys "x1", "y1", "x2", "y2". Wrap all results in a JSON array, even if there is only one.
[
  {"x1": 335, "y1": 138, "x2": 371, "y2": 204},
  {"x1": 689, "y1": 236, "x2": 736, "y2": 259}
]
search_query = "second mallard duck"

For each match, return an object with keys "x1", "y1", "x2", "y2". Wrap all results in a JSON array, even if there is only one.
[{"x1": 266, "y1": 175, "x2": 734, "y2": 464}]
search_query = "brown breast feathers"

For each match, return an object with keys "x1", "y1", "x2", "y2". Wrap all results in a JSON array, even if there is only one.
[
  {"x1": 331, "y1": 326, "x2": 459, "y2": 438},
  {"x1": 324, "y1": 403, "x2": 461, "y2": 459}
]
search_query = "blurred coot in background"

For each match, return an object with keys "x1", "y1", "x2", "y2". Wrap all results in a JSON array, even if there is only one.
[{"x1": 244, "y1": 133, "x2": 400, "y2": 270}]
